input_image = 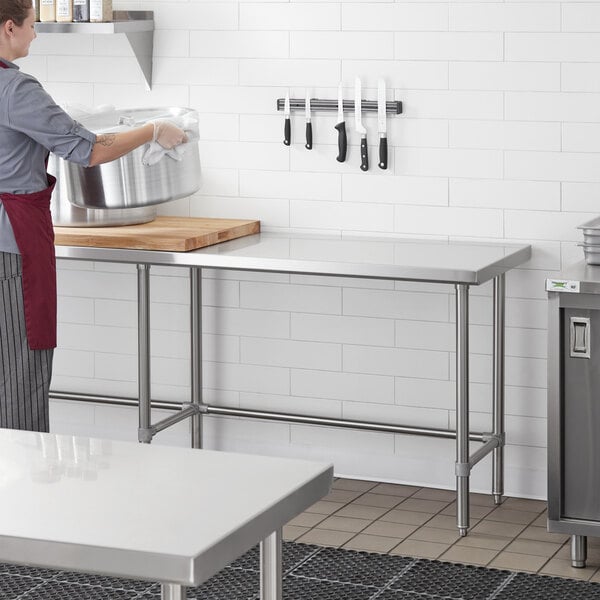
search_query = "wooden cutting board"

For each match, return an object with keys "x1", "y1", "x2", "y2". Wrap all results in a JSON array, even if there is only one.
[{"x1": 54, "y1": 216, "x2": 260, "y2": 252}]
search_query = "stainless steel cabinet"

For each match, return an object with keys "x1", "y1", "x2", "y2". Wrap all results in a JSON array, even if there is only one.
[{"x1": 547, "y1": 264, "x2": 600, "y2": 567}]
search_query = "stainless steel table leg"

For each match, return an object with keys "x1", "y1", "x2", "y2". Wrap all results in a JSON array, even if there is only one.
[
  {"x1": 137, "y1": 264, "x2": 151, "y2": 444},
  {"x1": 492, "y1": 274, "x2": 505, "y2": 505},
  {"x1": 260, "y1": 529, "x2": 282, "y2": 600},
  {"x1": 571, "y1": 535, "x2": 588, "y2": 568},
  {"x1": 161, "y1": 583, "x2": 186, "y2": 599},
  {"x1": 456, "y1": 283, "x2": 470, "y2": 537},
  {"x1": 190, "y1": 267, "x2": 203, "y2": 449}
]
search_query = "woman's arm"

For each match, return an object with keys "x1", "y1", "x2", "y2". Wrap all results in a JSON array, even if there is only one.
[
  {"x1": 88, "y1": 123, "x2": 153, "y2": 167},
  {"x1": 88, "y1": 121, "x2": 187, "y2": 167}
]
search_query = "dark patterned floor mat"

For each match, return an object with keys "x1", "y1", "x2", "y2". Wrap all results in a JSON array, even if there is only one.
[{"x1": 1, "y1": 541, "x2": 599, "y2": 599}]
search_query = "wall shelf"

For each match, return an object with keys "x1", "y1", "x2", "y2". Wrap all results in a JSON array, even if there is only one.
[{"x1": 35, "y1": 11, "x2": 154, "y2": 89}]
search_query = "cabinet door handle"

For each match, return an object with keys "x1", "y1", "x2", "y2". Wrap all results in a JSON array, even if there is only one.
[{"x1": 570, "y1": 317, "x2": 591, "y2": 359}]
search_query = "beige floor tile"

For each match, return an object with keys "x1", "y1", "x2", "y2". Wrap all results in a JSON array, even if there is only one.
[
  {"x1": 352, "y1": 493, "x2": 405, "y2": 509},
  {"x1": 287, "y1": 512, "x2": 328, "y2": 528},
  {"x1": 332, "y1": 478, "x2": 378, "y2": 492},
  {"x1": 297, "y1": 528, "x2": 355, "y2": 548},
  {"x1": 318, "y1": 515, "x2": 371, "y2": 533},
  {"x1": 409, "y1": 527, "x2": 462, "y2": 545},
  {"x1": 362, "y1": 521, "x2": 418, "y2": 539},
  {"x1": 283, "y1": 525, "x2": 310, "y2": 541},
  {"x1": 336, "y1": 504, "x2": 390, "y2": 520},
  {"x1": 540, "y1": 558, "x2": 597, "y2": 580},
  {"x1": 425, "y1": 514, "x2": 478, "y2": 531},
  {"x1": 471, "y1": 520, "x2": 526, "y2": 539},
  {"x1": 440, "y1": 502, "x2": 495, "y2": 520},
  {"x1": 489, "y1": 551, "x2": 547, "y2": 573},
  {"x1": 467, "y1": 492, "x2": 501, "y2": 507},
  {"x1": 323, "y1": 489, "x2": 364, "y2": 504},
  {"x1": 589, "y1": 569, "x2": 600, "y2": 583},
  {"x1": 484, "y1": 507, "x2": 539, "y2": 525},
  {"x1": 532, "y1": 512, "x2": 548, "y2": 527},
  {"x1": 412, "y1": 488, "x2": 456, "y2": 502},
  {"x1": 518, "y1": 526, "x2": 570, "y2": 544},
  {"x1": 390, "y1": 539, "x2": 448, "y2": 559},
  {"x1": 501, "y1": 497, "x2": 547, "y2": 513},
  {"x1": 371, "y1": 483, "x2": 421, "y2": 497},
  {"x1": 343, "y1": 533, "x2": 399, "y2": 553},
  {"x1": 439, "y1": 545, "x2": 498, "y2": 566},
  {"x1": 380, "y1": 510, "x2": 436, "y2": 526},
  {"x1": 504, "y1": 538, "x2": 562, "y2": 558},
  {"x1": 305, "y1": 500, "x2": 346, "y2": 515},
  {"x1": 454, "y1": 533, "x2": 511, "y2": 551},
  {"x1": 397, "y1": 498, "x2": 450, "y2": 514}
]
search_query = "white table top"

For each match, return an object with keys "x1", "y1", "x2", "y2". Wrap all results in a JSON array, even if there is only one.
[
  {"x1": 0, "y1": 429, "x2": 332, "y2": 586},
  {"x1": 55, "y1": 232, "x2": 531, "y2": 285}
]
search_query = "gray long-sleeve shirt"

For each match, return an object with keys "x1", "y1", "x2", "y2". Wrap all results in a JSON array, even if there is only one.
[{"x1": 0, "y1": 59, "x2": 96, "y2": 253}]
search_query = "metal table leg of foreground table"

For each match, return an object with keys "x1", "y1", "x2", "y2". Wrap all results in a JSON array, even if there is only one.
[
  {"x1": 260, "y1": 529, "x2": 282, "y2": 600},
  {"x1": 162, "y1": 584, "x2": 186, "y2": 599}
]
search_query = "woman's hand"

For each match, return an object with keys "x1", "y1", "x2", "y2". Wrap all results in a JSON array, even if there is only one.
[{"x1": 152, "y1": 120, "x2": 188, "y2": 149}]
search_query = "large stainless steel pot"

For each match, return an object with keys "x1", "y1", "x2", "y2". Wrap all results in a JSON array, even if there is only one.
[
  {"x1": 49, "y1": 153, "x2": 157, "y2": 227},
  {"x1": 50, "y1": 106, "x2": 201, "y2": 226}
]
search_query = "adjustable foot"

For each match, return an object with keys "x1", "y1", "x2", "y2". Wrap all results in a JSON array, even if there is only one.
[
  {"x1": 571, "y1": 535, "x2": 587, "y2": 568},
  {"x1": 493, "y1": 493, "x2": 503, "y2": 505}
]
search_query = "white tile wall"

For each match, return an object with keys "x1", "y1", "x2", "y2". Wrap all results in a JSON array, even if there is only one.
[{"x1": 42, "y1": 0, "x2": 600, "y2": 499}]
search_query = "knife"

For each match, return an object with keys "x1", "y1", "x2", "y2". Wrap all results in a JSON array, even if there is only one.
[
  {"x1": 377, "y1": 79, "x2": 387, "y2": 170},
  {"x1": 354, "y1": 77, "x2": 368, "y2": 171},
  {"x1": 334, "y1": 82, "x2": 347, "y2": 162},
  {"x1": 283, "y1": 92, "x2": 291, "y2": 146},
  {"x1": 305, "y1": 91, "x2": 312, "y2": 150}
]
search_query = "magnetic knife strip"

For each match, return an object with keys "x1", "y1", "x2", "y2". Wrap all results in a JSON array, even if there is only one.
[{"x1": 276, "y1": 98, "x2": 402, "y2": 114}]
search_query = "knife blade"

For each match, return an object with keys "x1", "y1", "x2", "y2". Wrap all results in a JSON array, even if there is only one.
[
  {"x1": 354, "y1": 77, "x2": 368, "y2": 171},
  {"x1": 334, "y1": 82, "x2": 347, "y2": 162},
  {"x1": 377, "y1": 78, "x2": 387, "y2": 170},
  {"x1": 283, "y1": 92, "x2": 291, "y2": 146},
  {"x1": 305, "y1": 91, "x2": 312, "y2": 150}
]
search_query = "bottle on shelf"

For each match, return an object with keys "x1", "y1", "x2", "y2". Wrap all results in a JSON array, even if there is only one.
[
  {"x1": 56, "y1": 0, "x2": 73, "y2": 22},
  {"x1": 33, "y1": 0, "x2": 40, "y2": 21},
  {"x1": 39, "y1": 0, "x2": 56, "y2": 22},
  {"x1": 89, "y1": 0, "x2": 111, "y2": 22},
  {"x1": 72, "y1": 0, "x2": 89, "y2": 22}
]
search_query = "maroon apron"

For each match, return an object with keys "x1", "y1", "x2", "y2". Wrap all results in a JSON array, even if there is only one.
[{"x1": 0, "y1": 60, "x2": 57, "y2": 350}]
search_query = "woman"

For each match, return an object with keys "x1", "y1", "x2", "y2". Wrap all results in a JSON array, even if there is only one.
[{"x1": 0, "y1": 0, "x2": 186, "y2": 432}]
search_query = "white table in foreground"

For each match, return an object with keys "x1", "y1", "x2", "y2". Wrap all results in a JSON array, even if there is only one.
[{"x1": 0, "y1": 428, "x2": 333, "y2": 599}]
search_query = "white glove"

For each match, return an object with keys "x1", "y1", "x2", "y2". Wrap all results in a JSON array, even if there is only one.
[{"x1": 152, "y1": 120, "x2": 188, "y2": 150}]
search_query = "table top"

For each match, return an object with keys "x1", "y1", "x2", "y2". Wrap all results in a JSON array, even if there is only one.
[
  {"x1": 0, "y1": 429, "x2": 332, "y2": 586},
  {"x1": 55, "y1": 231, "x2": 532, "y2": 285}
]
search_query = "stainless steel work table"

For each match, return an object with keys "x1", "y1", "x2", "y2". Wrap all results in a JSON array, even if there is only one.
[
  {"x1": 54, "y1": 232, "x2": 532, "y2": 536},
  {"x1": 0, "y1": 428, "x2": 332, "y2": 600}
]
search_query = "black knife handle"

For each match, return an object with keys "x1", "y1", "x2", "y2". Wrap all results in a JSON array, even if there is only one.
[
  {"x1": 335, "y1": 122, "x2": 347, "y2": 162},
  {"x1": 378, "y1": 137, "x2": 388, "y2": 170},
  {"x1": 360, "y1": 137, "x2": 369, "y2": 171},
  {"x1": 283, "y1": 118, "x2": 291, "y2": 146},
  {"x1": 305, "y1": 122, "x2": 313, "y2": 150}
]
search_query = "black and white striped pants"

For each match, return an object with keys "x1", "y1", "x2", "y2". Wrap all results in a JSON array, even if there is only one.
[{"x1": 0, "y1": 251, "x2": 52, "y2": 432}]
